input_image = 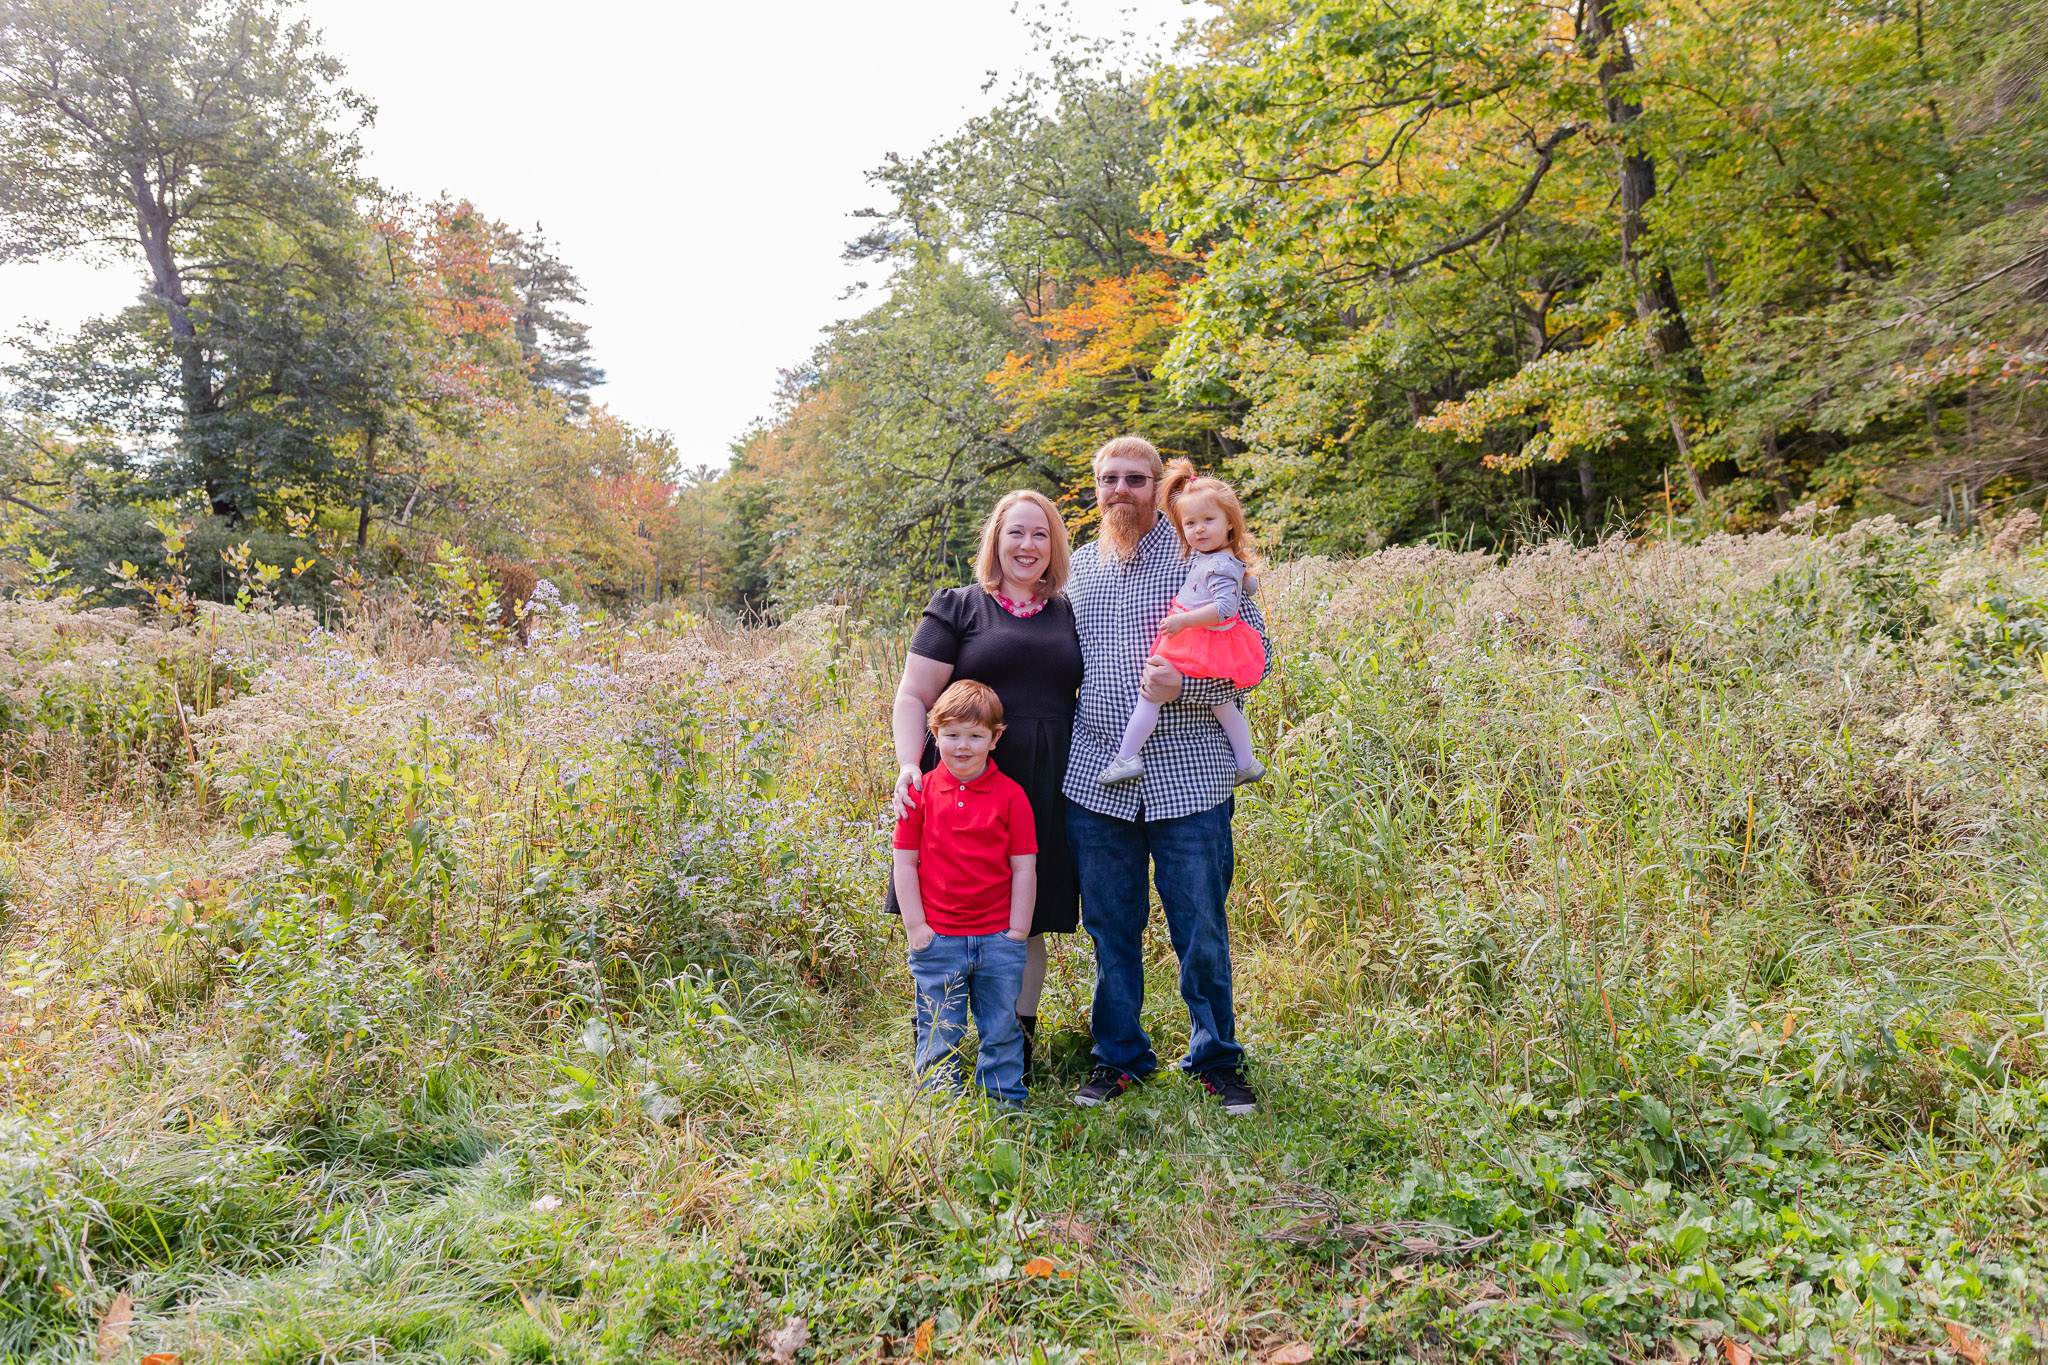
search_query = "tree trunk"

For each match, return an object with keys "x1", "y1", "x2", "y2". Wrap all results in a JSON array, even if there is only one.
[
  {"x1": 126, "y1": 157, "x2": 236, "y2": 521},
  {"x1": 357, "y1": 428, "x2": 376, "y2": 548},
  {"x1": 1760, "y1": 429, "x2": 1792, "y2": 516},
  {"x1": 1578, "y1": 448, "x2": 1598, "y2": 509},
  {"x1": 1580, "y1": 0, "x2": 1710, "y2": 500},
  {"x1": 1670, "y1": 413, "x2": 1707, "y2": 505}
]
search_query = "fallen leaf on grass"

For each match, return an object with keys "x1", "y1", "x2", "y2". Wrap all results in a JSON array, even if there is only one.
[
  {"x1": 96, "y1": 1293, "x2": 133, "y2": 1359},
  {"x1": 765, "y1": 1316, "x2": 807, "y2": 1363},
  {"x1": 1268, "y1": 1345, "x2": 1316, "y2": 1364},
  {"x1": 1020, "y1": 1256, "x2": 1075, "y2": 1279},
  {"x1": 1047, "y1": 1212, "x2": 1097, "y2": 1249},
  {"x1": 1452, "y1": 1279, "x2": 1509, "y2": 1315},
  {"x1": 911, "y1": 1318, "x2": 935, "y2": 1360},
  {"x1": 1722, "y1": 1339, "x2": 1753, "y2": 1365},
  {"x1": 138, "y1": 1356, "x2": 182, "y2": 1365},
  {"x1": 765, "y1": 1315, "x2": 807, "y2": 1364},
  {"x1": 528, "y1": 1194, "x2": 562, "y2": 1212},
  {"x1": 1945, "y1": 1322, "x2": 1988, "y2": 1365}
]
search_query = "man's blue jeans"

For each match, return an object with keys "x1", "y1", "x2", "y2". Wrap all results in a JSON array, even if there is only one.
[
  {"x1": 908, "y1": 931, "x2": 1028, "y2": 1107},
  {"x1": 1068, "y1": 796, "x2": 1243, "y2": 1078}
]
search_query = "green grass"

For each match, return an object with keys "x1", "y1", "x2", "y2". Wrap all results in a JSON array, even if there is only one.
[{"x1": 3, "y1": 517, "x2": 2048, "y2": 1362}]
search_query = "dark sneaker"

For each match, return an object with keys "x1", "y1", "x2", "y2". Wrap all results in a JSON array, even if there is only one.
[
  {"x1": 1073, "y1": 1064, "x2": 1137, "y2": 1108},
  {"x1": 1200, "y1": 1067, "x2": 1258, "y2": 1116}
]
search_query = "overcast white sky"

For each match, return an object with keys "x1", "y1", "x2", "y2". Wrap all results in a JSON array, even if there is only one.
[{"x1": 0, "y1": 0, "x2": 1192, "y2": 469}]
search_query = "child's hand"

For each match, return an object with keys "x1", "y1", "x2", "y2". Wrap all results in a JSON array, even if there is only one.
[{"x1": 1159, "y1": 613, "x2": 1189, "y2": 636}]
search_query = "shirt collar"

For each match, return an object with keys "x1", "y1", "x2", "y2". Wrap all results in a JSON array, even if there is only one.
[
  {"x1": 929, "y1": 758, "x2": 1001, "y2": 793},
  {"x1": 1140, "y1": 512, "x2": 1173, "y2": 554}
]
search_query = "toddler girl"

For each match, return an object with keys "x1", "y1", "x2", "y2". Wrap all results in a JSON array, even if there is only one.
[{"x1": 1098, "y1": 460, "x2": 1266, "y2": 787}]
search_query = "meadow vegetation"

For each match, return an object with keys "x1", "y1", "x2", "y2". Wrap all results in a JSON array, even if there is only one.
[{"x1": 2, "y1": 510, "x2": 2046, "y2": 1363}]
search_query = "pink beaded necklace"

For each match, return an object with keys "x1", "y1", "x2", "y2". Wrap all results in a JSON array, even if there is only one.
[{"x1": 992, "y1": 588, "x2": 1046, "y2": 618}]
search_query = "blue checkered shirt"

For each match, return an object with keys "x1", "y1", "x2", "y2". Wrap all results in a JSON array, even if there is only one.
[{"x1": 1062, "y1": 513, "x2": 1271, "y2": 822}]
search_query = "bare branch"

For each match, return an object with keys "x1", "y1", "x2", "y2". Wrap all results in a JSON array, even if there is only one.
[
  {"x1": 0, "y1": 490, "x2": 62, "y2": 521},
  {"x1": 1374, "y1": 124, "x2": 1581, "y2": 281}
]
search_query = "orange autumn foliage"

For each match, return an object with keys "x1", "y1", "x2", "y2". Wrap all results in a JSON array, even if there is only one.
[
  {"x1": 983, "y1": 234, "x2": 1223, "y2": 510},
  {"x1": 987, "y1": 266, "x2": 1185, "y2": 426},
  {"x1": 409, "y1": 199, "x2": 526, "y2": 415}
]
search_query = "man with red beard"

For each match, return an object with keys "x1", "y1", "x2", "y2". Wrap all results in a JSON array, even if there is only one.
[{"x1": 1062, "y1": 435, "x2": 1269, "y2": 1116}]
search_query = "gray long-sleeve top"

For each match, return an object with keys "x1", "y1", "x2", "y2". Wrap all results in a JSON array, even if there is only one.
[{"x1": 1176, "y1": 549, "x2": 1250, "y2": 622}]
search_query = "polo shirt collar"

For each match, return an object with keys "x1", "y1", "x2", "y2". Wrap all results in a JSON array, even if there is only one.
[{"x1": 929, "y1": 759, "x2": 1002, "y2": 794}]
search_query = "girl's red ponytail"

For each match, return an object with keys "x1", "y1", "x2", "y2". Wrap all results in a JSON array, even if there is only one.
[{"x1": 1158, "y1": 457, "x2": 1199, "y2": 515}]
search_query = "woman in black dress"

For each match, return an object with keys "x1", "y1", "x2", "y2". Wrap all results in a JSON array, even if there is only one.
[{"x1": 888, "y1": 490, "x2": 1083, "y2": 1060}]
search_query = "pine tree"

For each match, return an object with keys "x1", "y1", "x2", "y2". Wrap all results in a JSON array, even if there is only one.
[{"x1": 498, "y1": 224, "x2": 605, "y2": 411}]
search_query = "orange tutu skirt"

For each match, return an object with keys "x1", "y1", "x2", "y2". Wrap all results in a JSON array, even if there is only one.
[{"x1": 1152, "y1": 597, "x2": 1267, "y2": 689}]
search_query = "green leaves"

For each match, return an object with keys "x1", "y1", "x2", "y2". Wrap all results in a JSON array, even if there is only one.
[
  {"x1": 1138, "y1": 0, "x2": 2048, "y2": 540},
  {"x1": 546, "y1": 1063, "x2": 598, "y2": 1116}
]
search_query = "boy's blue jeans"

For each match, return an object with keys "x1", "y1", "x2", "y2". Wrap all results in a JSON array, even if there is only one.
[
  {"x1": 908, "y1": 931, "x2": 1028, "y2": 1107},
  {"x1": 1067, "y1": 796, "x2": 1244, "y2": 1078}
]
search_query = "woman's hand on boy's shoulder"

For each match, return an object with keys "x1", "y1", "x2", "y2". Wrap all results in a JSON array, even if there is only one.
[{"x1": 891, "y1": 763, "x2": 924, "y2": 820}]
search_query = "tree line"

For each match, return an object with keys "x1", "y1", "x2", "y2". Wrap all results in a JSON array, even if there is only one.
[
  {"x1": 0, "y1": 0, "x2": 717, "y2": 609},
  {"x1": 5, "y1": 0, "x2": 2044, "y2": 619},
  {"x1": 720, "y1": 0, "x2": 2047, "y2": 616}
]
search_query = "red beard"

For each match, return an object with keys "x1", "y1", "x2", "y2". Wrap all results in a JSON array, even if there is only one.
[{"x1": 1100, "y1": 501, "x2": 1154, "y2": 561}]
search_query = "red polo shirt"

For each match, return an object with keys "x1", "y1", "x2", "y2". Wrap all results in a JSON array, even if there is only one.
[{"x1": 892, "y1": 759, "x2": 1037, "y2": 935}]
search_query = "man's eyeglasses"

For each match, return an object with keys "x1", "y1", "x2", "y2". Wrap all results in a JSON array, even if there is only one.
[{"x1": 1095, "y1": 473, "x2": 1154, "y2": 489}]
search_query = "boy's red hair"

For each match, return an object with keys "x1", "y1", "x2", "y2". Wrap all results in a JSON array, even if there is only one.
[{"x1": 928, "y1": 679, "x2": 1005, "y2": 733}]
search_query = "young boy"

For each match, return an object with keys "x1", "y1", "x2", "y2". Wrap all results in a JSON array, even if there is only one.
[{"x1": 893, "y1": 679, "x2": 1037, "y2": 1108}]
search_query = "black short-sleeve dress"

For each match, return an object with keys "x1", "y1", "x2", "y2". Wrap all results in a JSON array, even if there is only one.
[{"x1": 887, "y1": 585, "x2": 1084, "y2": 935}]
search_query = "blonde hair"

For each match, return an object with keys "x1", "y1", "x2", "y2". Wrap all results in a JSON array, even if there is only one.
[
  {"x1": 974, "y1": 489, "x2": 1071, "y2": 597},
  {"x1": 929, "y1": 679, "x2": 1005, "y2": 734},
  {"x1": 1160, "y1": 458, "x2": 1262, "y2": 567}
]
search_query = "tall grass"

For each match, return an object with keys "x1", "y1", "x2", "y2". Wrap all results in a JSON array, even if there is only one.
[{"x1": 2, "y1": 514, "x2": 2046, "y2": 1362}]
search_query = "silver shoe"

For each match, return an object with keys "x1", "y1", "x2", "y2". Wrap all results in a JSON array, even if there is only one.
[
  {"x1": 1097, "y1": 757, "x2": 1145, "y2": 786},
  {"x1": 1234, "y1": 760, "x2": 1266, "y2": 786}
]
